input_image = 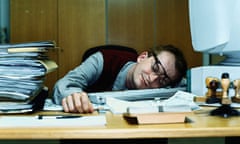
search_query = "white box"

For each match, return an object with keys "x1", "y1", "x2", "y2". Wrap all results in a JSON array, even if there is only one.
[{"x1": 188, "y1": 65, "x2": 240, "y2": 96}]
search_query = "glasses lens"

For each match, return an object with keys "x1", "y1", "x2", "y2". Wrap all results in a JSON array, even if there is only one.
[{"x1": 152, "y1": 53, "x2": 172, "y2": 86}]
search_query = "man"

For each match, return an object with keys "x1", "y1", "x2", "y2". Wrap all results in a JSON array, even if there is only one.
[{"x1": 52, "y1": 44, "x2": 187, "y2": 113}]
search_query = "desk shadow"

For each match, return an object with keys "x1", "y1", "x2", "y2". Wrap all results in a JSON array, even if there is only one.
[
  {"x1": 225, "y1": 137, "x2": 240, "y2": 144},
  {"x1": 123, "y1": 116, "x2": 193, "y2": 125},
  {"x1": 60, "y1": 138, "x2": 168, "y2": 144}
]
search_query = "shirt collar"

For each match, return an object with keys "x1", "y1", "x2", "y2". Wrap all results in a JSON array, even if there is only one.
[{"x1": 112, "y1": 61, "x2": 135, "y2": 90}]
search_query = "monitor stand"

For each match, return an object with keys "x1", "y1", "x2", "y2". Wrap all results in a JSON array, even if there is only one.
[
  {"x1": 210, "y1": 104, "x2": 239, "y2": 118},
  {"x1": 218, "y1": 54, "x2": 240, "y2": 66}
]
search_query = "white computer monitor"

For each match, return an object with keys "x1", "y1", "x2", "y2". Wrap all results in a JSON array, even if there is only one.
[{"x1": 189, "y1": 0, "x2": 240, "y2": 65}]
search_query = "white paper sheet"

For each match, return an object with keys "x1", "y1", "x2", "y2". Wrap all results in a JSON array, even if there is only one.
[
  {"x1": 0, "y1": 115, "x2": 106, "y2": 127},
  {"x1": 106, "y1": 90, "x2": 200, "y2": 114}
]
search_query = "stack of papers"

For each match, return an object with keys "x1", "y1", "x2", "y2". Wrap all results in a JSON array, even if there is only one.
[
  {"x1": 0, "y1": 41, "x2": 58, "y2": 113},
  {"x1": 106, "y1": 90, "x2": 200, "y2": 114},
  {"x1": 88, "y1": 87, "x2": 186, "y2": 103}
]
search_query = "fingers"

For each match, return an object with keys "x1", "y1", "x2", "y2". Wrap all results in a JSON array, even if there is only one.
[{"x1": 61, "y1": 92, "x2": 94, "y2": 113}]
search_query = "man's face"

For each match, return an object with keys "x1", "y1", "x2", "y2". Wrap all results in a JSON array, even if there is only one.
[{"x1": 130, "y1": 51, "x2": 177, "y2": 89}]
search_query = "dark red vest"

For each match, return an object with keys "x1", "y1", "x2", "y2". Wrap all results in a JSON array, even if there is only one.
[{"x1": 86, "y1": 49, "x2": 138, "y2": 92}]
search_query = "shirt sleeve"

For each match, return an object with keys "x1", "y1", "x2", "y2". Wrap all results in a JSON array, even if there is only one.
[{"x1": 52, "y1": 52, "x2": 103, "y2": 104}]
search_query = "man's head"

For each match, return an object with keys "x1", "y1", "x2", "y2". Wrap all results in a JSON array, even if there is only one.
[{"x1": 126, "y1": 45, "x2": 187, "y2": 89}]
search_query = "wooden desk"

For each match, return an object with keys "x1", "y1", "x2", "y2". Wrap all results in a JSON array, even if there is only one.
[{"x1": 0, "y1": 107, "x2": 240, "y2": 139}]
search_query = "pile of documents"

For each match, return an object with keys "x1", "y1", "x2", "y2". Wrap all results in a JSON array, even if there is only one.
[
  {"x1": 0, "y1": 41, "x2": 58, "y2": 113},
  {"x1": 104, "y1": 90, "x2": 200, "y2": 114}
]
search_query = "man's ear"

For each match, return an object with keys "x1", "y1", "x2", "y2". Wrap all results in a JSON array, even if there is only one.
[{"x1": 137, "y1": 51, "x2": 148, "y2": 62}]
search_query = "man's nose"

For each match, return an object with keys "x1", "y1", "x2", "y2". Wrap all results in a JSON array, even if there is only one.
[{"x1": 150, "y1": 73, "x2": 159, "y2": 82}]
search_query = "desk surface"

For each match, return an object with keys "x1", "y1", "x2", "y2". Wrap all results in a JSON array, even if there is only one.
[{"x1": 0, "y1": 107, "x2": 240, "y2": 139}]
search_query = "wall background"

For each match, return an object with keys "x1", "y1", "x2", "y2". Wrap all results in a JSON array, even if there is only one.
[{"x1": 0, "y1": 0, "x2": 9, "y2": 43}]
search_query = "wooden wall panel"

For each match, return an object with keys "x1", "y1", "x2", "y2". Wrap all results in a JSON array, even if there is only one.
[
  {"x1": 156, "y1": 0, "x2": 202, "y2": 68},
  {"x1": 58, "y1": 0, "x2": 106, "y2": 77},
  {"x1": 10, "y1": 0, "x2": 58, "y2": 90},
  {"x1": 10, "y1": 0, "x2": 58, "y2": 42},
  {"x1": 108, "y1": 0, "x2": 202, "y2": 68},
  {"x1": 108, "y1": 0, "x2": 155, "y2": 52}
]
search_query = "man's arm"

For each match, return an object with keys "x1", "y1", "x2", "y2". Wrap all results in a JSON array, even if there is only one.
[{"x1": 52, "y1": 52, "x2": 104, "y2": 105}]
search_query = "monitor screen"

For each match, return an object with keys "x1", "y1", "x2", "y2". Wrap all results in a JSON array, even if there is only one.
[{"x1": 189, "y1": 0, "x2": 240, "y2": 65}]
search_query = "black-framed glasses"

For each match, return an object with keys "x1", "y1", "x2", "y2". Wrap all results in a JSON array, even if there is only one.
[{"x1": 151, "y1": 52, "x2": 172, "y2": 86}]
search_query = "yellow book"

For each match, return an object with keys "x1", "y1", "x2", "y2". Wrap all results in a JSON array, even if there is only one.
[
  {"x1": 0, "y1": 41, "x2": 56, "y2": 54},
  {"x1": 38, "y1": 59, "x2": 58, "y2": 74},
  {"x1": 7, "y1": 47, "x2": 48, "y2": 53}
]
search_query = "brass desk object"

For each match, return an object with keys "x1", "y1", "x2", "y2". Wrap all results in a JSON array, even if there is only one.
[
  {"x1": 210, "y1": 73, "x2": 239, "y2": 117},
  {"x1": 232, "y1": 79, "x2": 240, "y2": 103}
]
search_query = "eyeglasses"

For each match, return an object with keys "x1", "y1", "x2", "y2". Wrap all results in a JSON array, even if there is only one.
[{"x1": 151, "y1": 52, "x2": 172, "y2": 86}]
